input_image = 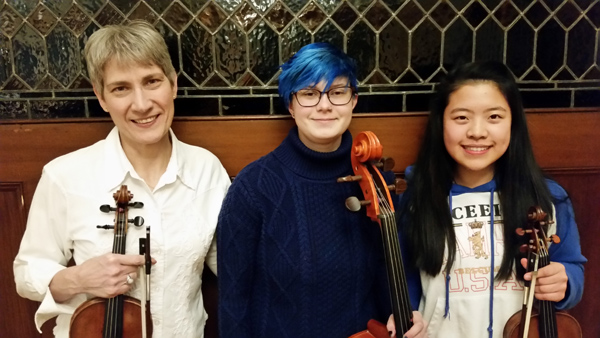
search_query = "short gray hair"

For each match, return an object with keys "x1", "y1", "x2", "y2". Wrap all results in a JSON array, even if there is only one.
[{"x1": 84, "y1": 20, "x2": 176, "y2": 96}]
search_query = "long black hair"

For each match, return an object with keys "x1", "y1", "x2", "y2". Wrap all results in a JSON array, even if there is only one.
[{"x1": 400, "y1": 61, "x2": 553, "y2": 280}]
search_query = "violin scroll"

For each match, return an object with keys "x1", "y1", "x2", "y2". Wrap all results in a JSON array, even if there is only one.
[{"x1": 504, "y1": 205, "x2": 581, "y2": 338}]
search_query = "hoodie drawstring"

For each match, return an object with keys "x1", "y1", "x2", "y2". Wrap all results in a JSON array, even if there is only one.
[
  {"x1": 488, "y1": 189, "x2": 495, "y2": 338},
  {"x1": 445, "y1": 187, "x2": 496, "y2": 338}
]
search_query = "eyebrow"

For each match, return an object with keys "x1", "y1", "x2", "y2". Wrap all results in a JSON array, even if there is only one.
[
  {"x1": 448, "y1": 106, "x2": 508, "y2": 114},
  {"x1": 105, "y1": 73, "x2": 164, "y2": 88}
]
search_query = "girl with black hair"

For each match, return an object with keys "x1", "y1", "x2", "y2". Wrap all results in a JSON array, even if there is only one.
[{"x1": 396, "y1": 61, "x2": 585, "y2": 338}]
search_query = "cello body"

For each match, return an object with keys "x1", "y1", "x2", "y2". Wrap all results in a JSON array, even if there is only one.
[{"x1": 349, "y1": 319, "x2": 391, "y2": 338}]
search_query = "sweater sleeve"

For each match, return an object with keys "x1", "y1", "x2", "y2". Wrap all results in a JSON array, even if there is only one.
[
  {"x1": 217, "y1": 173, "x2": 262, "y2": 338},
  {"x1": 547, "y1": 181, "x2": 587, "y2": 310}
]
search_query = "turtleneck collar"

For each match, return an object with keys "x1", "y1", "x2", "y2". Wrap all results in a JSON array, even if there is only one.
[{"x1": 272, "y1": 127, "x2": 353, "y2": 180}]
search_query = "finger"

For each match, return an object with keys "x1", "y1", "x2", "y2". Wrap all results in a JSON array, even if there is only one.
[
  {"x1": 386, "y1": 314, "x2": 396, "y2": 337},
  {"x1": 520, "y1": 257, "x2": 528, "y2": 269},
  {"x1": 117, "y1": 254, "x2": 146, "y2": 267},
  {"x1": 537, "y1": 263, "x2": 566, "y2": 279},
  {"x1": 534, "y1": 290, "x2": 564, "y2": 302},
  {"x1": 403, "y1": 311, "x2": 426, "y2": 338}
]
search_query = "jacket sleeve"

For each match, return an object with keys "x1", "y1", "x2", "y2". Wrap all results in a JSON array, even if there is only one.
[
  {"x1": 217, "y1": 174, "x2": 262, "y2": 338},
  {"x1": 547, "y1": 181, "x2": 587, "y2": 310},
  {"x1": 396, "y1": 190, "x2": 423, "y2": 311}
]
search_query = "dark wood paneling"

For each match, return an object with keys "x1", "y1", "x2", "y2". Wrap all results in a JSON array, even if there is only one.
[
  {"x1": 1, "y1": 109, "x2": 598, "y2": 337},
  {"x1": 0, "y1": 183, "x2": 42, "y2": 337},
  {"x1": 548, "y1": 170, "x2": 600, "y2": 338}
]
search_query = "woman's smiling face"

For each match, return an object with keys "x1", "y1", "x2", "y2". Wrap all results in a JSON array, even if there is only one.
[{"x1": 443, "y1": 82, "x2": 512, "y2": 187}]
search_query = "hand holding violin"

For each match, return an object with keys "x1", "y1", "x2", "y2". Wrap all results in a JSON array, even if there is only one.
[
  {"x1": 521, "y1": 259, "x2": 568, "y2": 302},
  {"x1": 386, "y1": 311, "x2": 428, "y2": 338},
  {"x1": 49, "y1": 253, "x2": 147, "y2": 302}
]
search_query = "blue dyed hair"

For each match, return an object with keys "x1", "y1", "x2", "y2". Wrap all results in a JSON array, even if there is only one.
[{"x1": 278, "y1": 42, "x2": 358, "y2": 109}]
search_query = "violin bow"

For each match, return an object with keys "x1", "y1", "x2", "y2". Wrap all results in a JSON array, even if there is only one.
[{"x1": 139, "y1": 226, "x2": 151, "y2": 338}]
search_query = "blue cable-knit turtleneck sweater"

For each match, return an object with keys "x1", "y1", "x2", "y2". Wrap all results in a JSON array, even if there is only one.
[{"x1": 218, "y1": 127, "x2": 401, "y2": 338}]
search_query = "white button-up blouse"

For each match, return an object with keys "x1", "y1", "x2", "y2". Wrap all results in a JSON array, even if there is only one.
[{"x1": 14, "y1": 127, "x2": 231, "y2": 337}]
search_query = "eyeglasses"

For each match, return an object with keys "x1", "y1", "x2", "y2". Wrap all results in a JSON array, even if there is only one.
[{"x1": 293, "y1": 86, "x2": 356, "y2": 107}]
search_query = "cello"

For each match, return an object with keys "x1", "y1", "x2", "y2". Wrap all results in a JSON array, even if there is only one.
[
  {"x1": 503, "y1": 206, "x2": 581, "y2": 338},
  {"x1": 338, "y1": 131, "x2": 414, "y2": 338},
  {"x1": 69, "y1": 185, "x2": 152, "y2": 338}
]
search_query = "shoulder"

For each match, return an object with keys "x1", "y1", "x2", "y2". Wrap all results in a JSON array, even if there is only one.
[
  {"x1": 227, "y1": 152, "x2": 287, "y2": 197},
  {"x1": 44, "y1": 139, "x2": 106, "y2": 177},
  {"x1": 234, "y1": 152, "x2": 279, "y2": 180},
  {"x1": 175, "y1": 140, "x2": 232, "y2": 191},
  {"x1": 177, "y1": 139, "x2": 222, "y2": 165},
  {"x1": 544, "y1": 178, "x2": 569, "y2": 201}
]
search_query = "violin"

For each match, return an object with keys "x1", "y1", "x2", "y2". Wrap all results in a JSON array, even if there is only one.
[
  {"x1": 69, "y1": 185, "x2": 152, "y2": 338},
  {"x1": 503, "y1": 206, "x2": 581, "y2": 338},
  {"x1": 338, "y1": 131, "x2": 413, "y2": 338}
]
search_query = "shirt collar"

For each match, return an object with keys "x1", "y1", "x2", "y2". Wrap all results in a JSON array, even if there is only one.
[{"x1": 102, "y1": 127, "x2": 195, "y2": 192}]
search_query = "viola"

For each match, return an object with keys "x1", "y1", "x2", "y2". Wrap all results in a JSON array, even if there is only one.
[
  {"x1": 503, "y1": 206, "x2": 581, "y2": 338},
  {"x1": 69, "y1": 185, "x2": 152, "y2": 338},
  {"x1": 338, "y1": 131, "x2": 413, "y2": 338}
]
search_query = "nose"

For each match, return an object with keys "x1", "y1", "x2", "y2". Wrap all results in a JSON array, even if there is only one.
[
  {"x1": 131, "y1": 88, "x2": 152, "y2": 113},
  {"x1": 316, "y1": 91, "x2": 333, "y2": 111},
  {"x1": 467, "y1": 119, "x2": 488, "y2": 139}
]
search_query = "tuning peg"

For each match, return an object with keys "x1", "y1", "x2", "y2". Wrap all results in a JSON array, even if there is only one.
[
  {"x1": 515, "y1": 228, "x2": 535, "y2": 236},
  {"x1": 129, "y1": 216, "x2": 144, "y2": 227},
  {"x1": 337, "y1": 175, "x2": 362, "y2": 183},
  {"x1": 548, "y1": 234, "x2": 561, "y2": 244},
  {"x1": 345, "y1": 196, "x2": 371, "y2": 212},
  {"x1": 100, "y1": 205, "x2": 116, "y2": 213},
  {"x1": 129, "y1": 202, "x2": 144, "y2": 208},
  {"x1": 97, "y1": 225, "x2": 114, "y2": 230},
  {"x1": 387, "y1": 178, "x2": 407, "y2": 195},
  {"x1": 374, "y1": 157, "x2": 395, "y2": 172}
]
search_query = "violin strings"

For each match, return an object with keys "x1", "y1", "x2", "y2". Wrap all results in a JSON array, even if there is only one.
[
  {"x1": 530, "y1": 216, "x2": 558, "y2": 338},
  {"x1": 539, "y1": 241, "x2": 557, "y2": 337},
  {"x1": 104, "y1": 204, "x2": 128, "y2": 337}
]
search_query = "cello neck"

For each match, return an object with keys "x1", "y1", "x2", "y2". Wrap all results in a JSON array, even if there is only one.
[{"x1": 379, "y1": 206, "x2": 413, "y2": 334}]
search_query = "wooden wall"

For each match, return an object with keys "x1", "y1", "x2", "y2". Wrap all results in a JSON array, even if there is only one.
[{"x1": 1, "y1": 109, "x2": 598, "y2": 337}]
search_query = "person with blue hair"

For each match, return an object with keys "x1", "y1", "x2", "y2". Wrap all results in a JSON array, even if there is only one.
[{"x1": 217, "y1": 42, "x2": 426, "y2": 338}]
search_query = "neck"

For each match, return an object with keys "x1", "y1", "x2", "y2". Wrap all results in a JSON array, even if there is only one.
[
  {"x1": 298, "y1": 134, "x2": 342, "y2": 153},
  {"x1": 120, "y1": 134, "x2": 172, "y2": 190},
  {"x1": 453, "y1": 167, "x2": 494, "y2": 188}
]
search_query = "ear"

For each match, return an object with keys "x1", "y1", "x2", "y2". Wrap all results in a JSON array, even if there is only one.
[
  {"x1": 288, "y1": 102, "x2": 295, "y2": 119},
  {"x1": 351, "y1": 93, "x2": 358, "y2": 109},
  {"x1": 171, "y1": 74, "x2": 178, "y2": 98},
  {"x1": 93, "y1": 85, "x2": 109, "y2": 113}
]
